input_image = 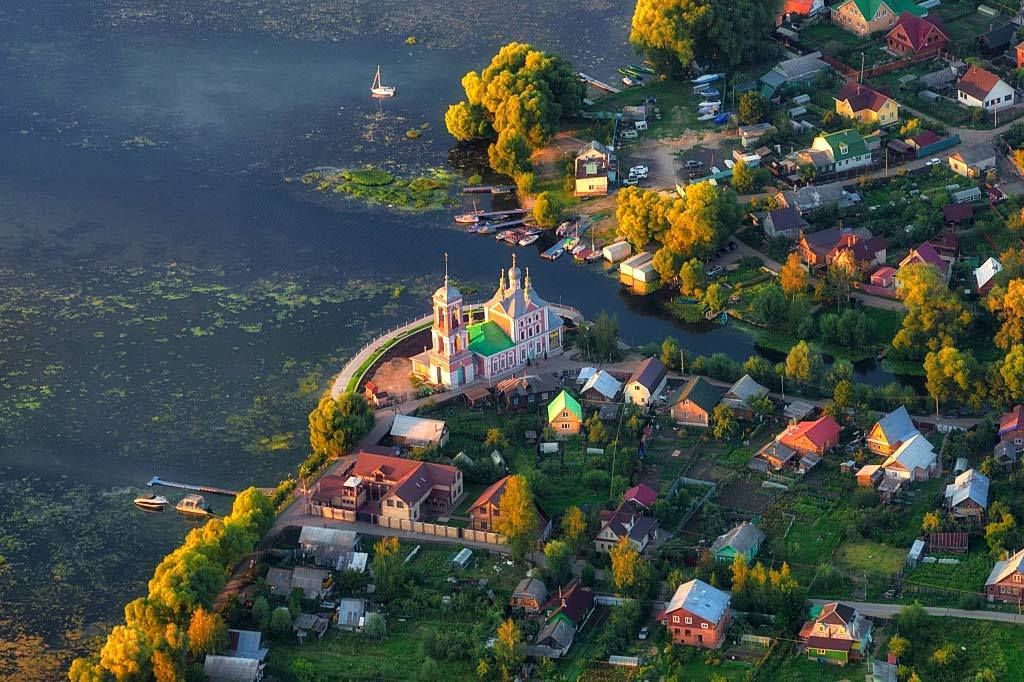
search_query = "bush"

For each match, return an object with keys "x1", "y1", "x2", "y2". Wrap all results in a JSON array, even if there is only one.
[{"x1": 583, "y1": 469, "x2": 610, "y2": 492}]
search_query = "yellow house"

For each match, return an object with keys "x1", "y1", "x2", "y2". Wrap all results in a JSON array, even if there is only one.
[
  {"x1": 574, "y1": 140, "x2": 613, "y2": 197},
  {"x1": 831, "y1": 0, "x2": 925, "y2": 37},
  {"x1": 834, "y1": 81, "x2": 899, "y2": 126}
]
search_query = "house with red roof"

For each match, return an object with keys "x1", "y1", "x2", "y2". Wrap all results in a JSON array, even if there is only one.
[
  {"x1": 623, "y1": 483, "x2": 658, "y2": 512},
  {"x1": 594, "y1": 501, "x2": 660, "y2": 553},
  {"x1": 826, "y1": 231, "x2": 887, "y2": 275},
  {"x1": 999, "y1": 405, "x2": 1024, "y2": 449},
  {"x1": 311, "y1": 448, "x2": 464, "y2": 521},
  {"x1": 778, "y1": 415, "x2": 842, "y2": 456},
  {"x1": 897, "y1": 241, "x2": 952, "y2": 284},
  {"x1": 942, "y1": 203, "x2": 974, "y2": 227},
  {"x1": 834, "y1": 82, "x2": 899, "y2": 126},
  {"x1": 467, "y1": 475, "x2": 551, "y2": 539},
  {"x1": 957, "y1": 64, "x2": 1015, "y2": 111},
  {"x1": 780, "y1": 0, "x2": 825, "y2": 19},
  {"x1": 907, "y1": 130, "x2": 941, "y2": 151},
  {"x1": 799, "y1": 602, "x2": 873, "y2": 665},
  {"x1": 543, "y1": 581, "x2": 596, "y2": 630},
  {"x1": 1017, "y1": 41, "x2": 1024, "y2": 69},
  {"x1": 885, "y1": 12, "x2": 948, "y2": 58},
  {"x1": 798, "y1": 227, "x2": 874, "y2": 271}
]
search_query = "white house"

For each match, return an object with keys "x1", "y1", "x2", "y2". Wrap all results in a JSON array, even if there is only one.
[
  {"x1": 957, "y1": 64, "x2": 1015, "y2": 111},
  {"x1": 625, "y1": 356, "x2": 668, "y2": 407}
]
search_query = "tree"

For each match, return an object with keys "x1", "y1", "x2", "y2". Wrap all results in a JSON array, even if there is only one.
[
  {"x1": 370, "y1": 536, "x2": 404, "y2": 599},
  {"x1": 586, "y1": 412, "x2": 609, "y2": 444},
  {"x1": 751, "y1": 284, "x2": 789, "y2": 328},
  {"x1": 610, "y1": 536, "x2": 642, "y2": 595},
  {"x1": 922, "y1": 511, "x2": 941, "y2": 533},
  {"x1": 738, "y1": 91, "x2": 768, "y2": 126},
  {"x1": 445, "y1": 43, "x2": 584, "y2": 175},
  {"x1": 364, "y1": 612, "x2": 387, "y2": 640},
  {"x1": 888, "y1": 634, "x2": 910, "y2": 659},
  {"x1": 785, "y1": 340, "x2": 822, "y2": 385},
  {"x1": 712, "y1": 404, "x2": 737, "y2": 441},
  {"x1": 1000, "y1": 344, "x2": 1024, "y2": 401},
  {"x1": 68, "y1": 658, "x2": 109, "y2": 682},
  {"x1": 544, "y1": 540, "x2": 573, "y2": 586},
  {"x1": 616, "y1": 186, "x2": 672, "y2": 250},
  {"x1": 151, "y1": 650, "x2": 180, "y2": 682},
  {"x1": 493, "y1": 475, "x2": 538, "y2": 561},
  {"x1": 252, "y1": 596, "x2": 270, "y2": 632},
  {"x1": 270, "y1": 607, "x2": 293, "y2": 636},
  {"x1": 702, "y1": 282, "x2": 728, "y2": 313},
  {"x1": 493, "y1": 618, "x2": 525, "y2": 681},
  {"x1": 661, "y1": 336, "x2": 681, "y2": 369},
  {"x1": 562, "y1": 506, "x2": 588, "y2": 552},
  {"x1": 653, "y1": 246, "x2": 682, "y2": 281},
  {"x1": 780, "y1": 252, "x2": 808, "y2": 296},
  {"x1": 679, "y1": 258, "x2": 706, "y2": 297},
  {"x1": 576, "y1": 312, "x2": 622, "y2": 362},
  {"x1": 308, "y1": 391, "x2": 374, "y2": 459},
  {"x1": 532, "y1": 191, "x2": 562, "y2": 228},
  {"x1": 187, "y1": 607, "x2": 227, "y2": 656},
  {"x1": 630, "y1": 0, "x2": 778, "y2": 72},
  {"x1": 661, "y1": 182, "x2": 740, "y2": 260},
  {"x1": 894, "y1": 263, "x2": 971, "y2": 355},
  {"x1": 731, "y1": 158, "x2": 755, "y2": 193},
  {"x1": 924, "y1": 346, "x2": 976, "y2": 417},
  {"x1": 985, "y1": 279, "x2": 1024, "y2": 350},
  {"x1": 483, "y1": 427, "x2": 508, "y2": 451},
  {"x1": 99, "y1": 626, "x2": 152, "y2": 681}
]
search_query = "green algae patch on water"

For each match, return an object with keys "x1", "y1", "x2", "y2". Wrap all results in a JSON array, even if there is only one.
[{"x1": 297, "y1": 165, "x2": 458, "y2": 211}]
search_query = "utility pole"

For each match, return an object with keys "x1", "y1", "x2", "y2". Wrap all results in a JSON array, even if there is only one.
[
  {"x1": 680, "y1": 349, "x2": 685, "y2": 376},
  {"x1": 860, "y1": 52, "x2": 865, "y2": 84}
]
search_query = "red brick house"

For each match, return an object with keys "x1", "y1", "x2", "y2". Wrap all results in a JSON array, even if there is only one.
[
  {"x1": 658, "y1": 579, "x2": 731, "y2": 649},
  {"x1": 778, "y1": 415, "x2": 842, "y2": 456},
  {"x1": 986, "y1": 549, "x2": 1024, "y2": 604},
  {"x1": 885, "y1": 12, "x2": 949, "y2": 57}
]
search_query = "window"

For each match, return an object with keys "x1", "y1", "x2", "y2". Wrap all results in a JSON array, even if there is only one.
[
  {"x1": 1015, "y1": 574, "x2": 1023, "y2": 583},
  {"x1": 701, "y1": 623, "x2": 709, "y2": 629},
  {"x1": 672, "y1": 615, "x2": 679, "y2": 623},
  {"x1": 684, "y1": 617, "x2": 692, "y2": 625},
  {"x1": 396, "y1": 501, "x2": 404, "y2": 508}
]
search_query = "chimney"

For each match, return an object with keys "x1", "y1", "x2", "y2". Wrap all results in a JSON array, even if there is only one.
[{"x1": 887, "y1": 653, "x2": 897, "y2": 665}]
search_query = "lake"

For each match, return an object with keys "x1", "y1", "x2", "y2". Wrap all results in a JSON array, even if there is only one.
[{"x1": 0, "y1": 2, "x2": 893, "y2": 674}]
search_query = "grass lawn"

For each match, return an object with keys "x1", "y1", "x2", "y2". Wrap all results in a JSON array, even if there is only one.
[
  {"x1": 584, "y1": 80, "x2": 710, "y2": 138},
  {"x1": 265, "y1": 619, "x2": 477, "y2": 681},
  {"x1": 892, "y1": 617, "x2": 1024, "y2": 680},
  {"x1": 907, "y1": 549, "x2": 993, "y2": 593},
  {"x1": 774, "y1": 654, "x2": 870, "y2": 681},
  {"x1": 677, "y1": 658, "x2": 752, "y2": 681},
  {"x1": 800, "y1": 22, "x2": 888, "y2": 67},
  {"x1": 450, "y1": 482, "x2": 487, "y2": 517}
]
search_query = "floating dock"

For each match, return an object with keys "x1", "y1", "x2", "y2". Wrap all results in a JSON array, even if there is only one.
[
  {"x1": 148, "y1": 476, "x2": 242, "y2": 497},
  {"x1": 486, "y1": 218, "x2": 526, "y2": 230},
  {"x1": 477, "y1": 208, "x2": 528, "y2": 219},
  {"x1": 541, "y1": 238, "x2": 570, "y2": 260},
  {"x1": 576, "y1": 72, "x2": 621, "y2": 94},
  {"x1": 462, "y1": 185, "x2": 515, "y2": 194}
]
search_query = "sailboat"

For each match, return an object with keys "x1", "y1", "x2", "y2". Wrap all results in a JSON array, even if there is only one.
[
  {"x1": 371, "y1": 66, "x2": 396, "y2": 98},
  {"x1": 455, "y1": 198, "x2": 483, "y2": 224}
]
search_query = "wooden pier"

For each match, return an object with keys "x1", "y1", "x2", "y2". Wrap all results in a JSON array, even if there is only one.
[
  {"x1": 476, "y1": 208, "x2": 528, "y2": 219},
  {"x1": 576, "y1": 72, "x2": 621, "y2": 94},
  {"x1": 486, "y1": 218, "x2": 526, "y2": 230},
  {"x1": 148, "y1": 476, "x2": 243, "y2": 497},
  {"x1": 462, "y1": 185, "x2": 515, "y2": 195}
]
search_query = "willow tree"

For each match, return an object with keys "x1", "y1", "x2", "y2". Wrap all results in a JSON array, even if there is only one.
[{"x1": 308, "y1": 391, "x2": 374, "y2": 459}]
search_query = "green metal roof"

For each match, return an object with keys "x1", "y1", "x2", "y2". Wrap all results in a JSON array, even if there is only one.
[
  {"x1": 547, "y1": 390, "x2": 583, "y2": 423},
  {"x1": 844, "y1": 0, "x2": 924, "y2": 20},
  {"x1": 467, "y1": 321, "x2": 513, "y2": 357},
  {"x1": 821, "y1": 129, "x2": 869, "y2": 162},
  {"x1": 670, "y1": 376, "x2": 723, "y2": 415}
]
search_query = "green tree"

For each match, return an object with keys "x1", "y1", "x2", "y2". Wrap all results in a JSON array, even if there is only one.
[
  {"x1": 785, "y1": 340, "x2": 822, "y2": 385},
  {"x1": 308, "y1": 391, "x2": 374, "y2": 460},
  {"x1": 923, "y1": 346, "x2": 976, "y2": 417},
  {"x1": 544, "y1": 540, "x2": 573, "y2": 586},
  {"x1": 662, "y1": 181, "x2": 740, "y2": 260},
  {"x1": 1000, "y1": 344, "x2": 1024, "y2": 401},
  {"x1": 269, "y1": 607, "x2": 293, "y2": 637},
  {"x1": 985, "y1": 279, "x2": 1024, "y2": 350},
  {"x1": 894, "y1": 262, "x2": 971, "y2": 355},
  {"x1": 702, "y1": 283, "x2": 728, "y2": 313},
  {"x1": 370, "y1": 536, "x2": 405, "y2": 599},
  {"x1": 798, "y1": 163, "x2": 817, "y2": 182},
  {"x1": 615, "y1": 186, "x2": 671, "y2": 250},
  {"x1": 493, "y1": 475, "x2": 538, "y2": 561},
  {"x1": 187, "y1": 607, "x2": 227, "y2": 656},
  {"x1": 576, "y1": 312, "x2": 622, "y2": 362},
  {"x1": 532, "y1": 191, "x2": 562, "y2": 228},
  {"x1": 488, "y1": 128, "x2": 532, "y2": 177},
  {"x1": 730, "y1": 158, "x2": 755, "y2": 193},
  {"x1": 251, "y1": 596, "x2": 270, "y2": 632},
  {"x1": 679, "y1": 258, "x2": 706, "y2": 296},
  {"x1": 738, "y1": 91, "x2": 768, "y2": 126},
  {"x1": 653, "y1": 246, "x2": 682, "y2": 281},
  {"x1": 364, "y1": 612, "x2": 387, "y2": 640},
  {"x1": 661, "y1": 336, "x2": 681, "y2": 370}
]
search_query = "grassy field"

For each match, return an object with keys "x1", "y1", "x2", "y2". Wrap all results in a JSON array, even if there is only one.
[
  {"x1": 892, "y1": 617, "x2": 1024, "y2": 680},
  {"x1": 584, "y1": 79, "x2": 709, "y2": 138},
  {"x1": 907, "y1": 549, "x2": 994, "y2": 593},
  {"x1": 265, "y1": 619, "x2": 477, "y2": 681},
  {"x1": 800, "y1": 22, "x2": 889, "y2": 67}
]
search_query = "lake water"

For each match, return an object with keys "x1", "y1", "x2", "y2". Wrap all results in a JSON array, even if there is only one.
[{"x1": 0, "y1": 2, "x2": 894, "y2": 674}]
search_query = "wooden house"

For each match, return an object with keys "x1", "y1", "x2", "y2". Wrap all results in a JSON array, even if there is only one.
[
  {"x1": 720, "y1": 374, "x2": 770, "y2": 420},
  {"x1": 594, "y1": 502, "x2": 660, "y2": 553},
  {"x1": 710, "y1": 522, "x2": 765, "y2": 563},
  {"x1": 998, "y1": 405, "x2": 1024, "y2": 448},
  {"x1": 544, "y1": 581, "x2": 596, "y2": 631},
  {"x1": 546, "y1": 390, "x2": 583, "y2": 437},
  {"x1": 494, "y1": 373, "x2": 559, "y2": 410},
  {"x1": 778, "y1": 415, "x2": 842, "y2": 456},
  {"x1": 799, "y1": 602, "x2": 873, "y2": 665},
  {"x1": 985, "y1": 549, "x2": 1024, "y2": 604},
  {"x1": 885, "y1": 12, "x2": 948, "y2": 57},
  {"x1": 624, "y1": 356, "x2": 668, "y2": 407},
  {"x1": 658, "y1": 579, "x2": 731, "y2": 649},
  {"x1": 832, "y1": 0, "x2": 925, "y2": 37},
  {"x1": 511, "y1": 577, "x2": 549, "y2": 613},
  {"x1": 834, "y1": 82, "x2": 899, "y2": 126},
  {"x1": 866, "y1": 406, "x2": 919, "y2": 456},
  {"x1": 944, "y1": 468, "x2": 989, "y2": 526},
  {"x1": 468, "y1": 475, "x2": 551, "y2": 539}
]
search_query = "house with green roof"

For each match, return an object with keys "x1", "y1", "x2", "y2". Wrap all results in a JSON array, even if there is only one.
[
  {"x1": 669, "y1": 377, "x2": 724, "y2": 428},
  {"x1": 809, "y1": 129, "x2": 872, "y2": 174},
  {"x1": 832, "y1": 0, "x2": 924, "y2": 38},
  {"x1": 547, "y1": 390, "x2": 583, "y2": 437}
]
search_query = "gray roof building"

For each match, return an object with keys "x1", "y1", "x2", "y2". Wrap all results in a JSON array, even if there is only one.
[
  {"x1": 203, "y1": 655, "x2": 265, "y2": 682},
  {"x1": 944, "y1": 468, "x2": 990, "y2": 509},
  {"x1": 710, "y1": 522, "x2": 766, "y2": 559},
  {"x1": 225, "y1": 629, "x2": 268, "y2": 661},
  {"x1": 664, "y1": 579, "x2": 731, "y2": 625}
]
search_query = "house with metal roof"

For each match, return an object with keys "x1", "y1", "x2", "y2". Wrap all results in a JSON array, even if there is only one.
[
  {"x1": 581, "y1": 369, "x2": 622, "y2": 402},
  {"x1": 292, "y1": 612, "x2": 330, "y2": 642},
  {"x1": 547, "y1": 390, "x2": 583, "y2": 437},
  {"x1": 625, "y1": 356, "x2": 668, "y2": 406},
  {"x1": 544, "y1": 581, "x2": 596, "y2": 630},
  {"x1": 809, "y1": 129, "x2": 873, "y2": 174},
  {"x1": 799, "y1": 602, "x2": 873, "y2": 665},
  {"x1": 774, "y1": 183, "x2": 848, "y2": 214},
  {"x1": 595, "y1": 501, "x2": 660, "y2": 553},
  {"x1": 710, "y1": 522, "x2": 766, "y2": 563},
  {"x1": 897, "y1": 240, "x2": 952, "y2": 283},
  {"x1": 468, "y1": 474, "x2": 552, "y2": 539},
  {"x1": 974, "y1": 256, "x2": 1002, "y2": 294},
  {"x1": 390, "y1": 414, "x2": 449, "y2": 449},
  {"x1": 867, "y1": 406, "x2": 920, "y2": 456},
  {"x1": 623, "y1": 483, "x2": 658, "y2": 512},
  {"x1": 658, "y1": 579, "x2": 732, "y2": 648},
  {"x1": 204, "y1": 654, "x2": 265, "y2": 682},
  {"x1": 669, "y1": 376, "x2": 724, "y2": 428},
  {"x1": 761, "y1": 207, "x2": 809, "y2": 240},
  {"x1": 886, "y1": 12, "x2": 949, "y2": 57},
  {"x1": 298, "y1": 526, "x2": 360, "y2": 569},
  {"x1": 834, "y1": 82, "x2": 899, "y2": 126},
  {"x1": 574, "y1": 140, "x2": 615, "y2": 196},
  {"x1": 985, "y1": 548, "x2": 1024, "y2": 603},
  {"x1": 957, "y1": 65, "x2": 1014, "y2": 111},
  {"x1": 881, "y1": 433, "x2": 939, "y2": 482},
  {"x1": 534, "y1": 618, "x2": 576, "y2": 657},
  {"x1": 720, "y1": 374, "x2": 770, "y2": 421},
  {"x1": 512, "y1": 577, "x2": 549, "y2": 613},
  {"x1": 993, "y1": 440, "x2": 1020, "y2": 472},
  {"x1": 494, "y1": 373, "x2": 559, "y2": 410},
  {"x1": 335, "y1": 598, "x2": 367, "y2": 631},
  {"x1": 948, "y1": 142, "x2": 997, "y2": 178},
  {"x1": 944, "y1": 468, "x2": 989, "y2": 526},
  {"x1": 832, "y1": 0, "x2": 924, "y2": 37},
  {"x1": 225, "y1": 629, "x2": 268, "y2": 661}
]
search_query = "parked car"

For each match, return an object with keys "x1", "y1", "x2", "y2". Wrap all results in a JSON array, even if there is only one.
[
  {"x1": 707, "y1": 266, "x2": 724, "y2": 278},
  {"x1": 685, "y1": 159, "x2": 704, "y2": 169},
  {"x1": 638, "y1": 626, "x2": 649, "y2": 640},
  {"x1": 622, "y1": 177, "x2": 639, "y2": 186},
  {"x1": 926, "y1": 158, "x2": 941, "y2": 166}
]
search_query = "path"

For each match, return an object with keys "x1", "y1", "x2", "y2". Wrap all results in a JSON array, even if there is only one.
[{"x1": 810, "y1": 599, "x2": 1024, "y2": 625}]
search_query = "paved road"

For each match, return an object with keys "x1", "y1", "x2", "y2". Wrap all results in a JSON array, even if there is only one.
[{"x1": 811, "y1": 599, "x2": 1024, "y2": 625}]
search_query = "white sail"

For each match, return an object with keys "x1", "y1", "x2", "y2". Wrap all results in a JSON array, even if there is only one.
[{"x1": 371, "y1": 66, "x2": 396, "y2": 98}]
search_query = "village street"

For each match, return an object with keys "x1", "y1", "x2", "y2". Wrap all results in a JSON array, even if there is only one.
[{"x1": 810, "y1": 599, "x2": 1024, "y2": 625}]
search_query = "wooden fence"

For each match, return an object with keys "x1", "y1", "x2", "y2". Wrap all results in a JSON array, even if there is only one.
[{"x1": 310, "y1": 504, "x2": 506, "y2": 546}]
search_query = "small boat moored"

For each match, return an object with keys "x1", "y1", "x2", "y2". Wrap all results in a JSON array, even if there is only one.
[
  {"x1": 371, "y1": 66, "x2": 396, "y2": 98},
  {"x1": 518, "y1": 233, "x2": 540, "y2": 247},
  {"x1": 134, "y1": 493, "x2": 169, "y2": 511},
  {"x1": 176, "y1": 494, "x2": 212, "y2": 516}
]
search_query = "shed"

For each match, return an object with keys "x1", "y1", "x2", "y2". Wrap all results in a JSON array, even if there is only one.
[
  {"x1": 298, "y1": 526, "x2": 360, "y2": 568},
  {"x1": 906, "y1": 539, "x2": 926, "y2": 568},
  {"x1": 335, "y1": 598, "x2": 367, "y2": 631},
  {"x1": 452, "y1": 547, "x2": 474, "y2": 569},
  {"x1": 203, "y1": 655, "x2": 265, "y2": 682},
  {"x1": 490, "y1": 449, "x2": 507, "y2": 469},
  {"x1": 952, "y1": 187, "x2": 982, "y2": 204},
  {"x1": 603, "y1": 241, "x2": 632, "y2": 263},
  {"x1": 390, "y1": 414, "x2": 449, "y2": 448},
  {"x1": 225, "y1": 629, "x2": 268, "y2": 661}
]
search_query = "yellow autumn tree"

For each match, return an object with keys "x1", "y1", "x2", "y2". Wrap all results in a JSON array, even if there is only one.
[
  {"x1": 610, "y1": 536, "x2": 641, "y2": 594},
  {"x1": 494, "y1": 475, "x2": 537, "y2": 560},
  {"x1": 561, "y1": 505, "x2": 588, "y2": 553},
  {"x1": 494, "y1": 618, "x2": 525, "y2": 681},
  {"x1": 779, "y1": 252, "x2": 807, "y2": 296}
]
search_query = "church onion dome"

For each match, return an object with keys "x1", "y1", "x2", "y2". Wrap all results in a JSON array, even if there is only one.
[{"x1": 433, "y1": 280, "x2": 462, "y2": 303}]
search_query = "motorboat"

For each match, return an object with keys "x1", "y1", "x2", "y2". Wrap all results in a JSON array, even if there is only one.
[
  {"x1": 698, "y1": 100, "x2": 721, "y2": 110},
  {"x1": 697, "y1": 113, "x2": 717, "y2": 122},
  {"x1": 543, "y1": 247, "x2": 564, "y2": 261},
  {"x1": 691, "y1": 73, "x2": 722, "y2": 85},
  {"x1": 455, "y1": 211, "x2": 482, "y2": 224},
  {"x1": 133, "y1": 493, "x2": 168, "y2": 511},
  {"x1": 622, "y1": 76, "x2": 641, "y2": 87},
  {"x1": 518, "y1": 234, "x2": 540, "y2": 246},
  {"x1": 700, "y1": 88, "x2": 720, "y2": 98},
  {"x1": 175, "y1": 494, "x2": 212, "y2": 516}
]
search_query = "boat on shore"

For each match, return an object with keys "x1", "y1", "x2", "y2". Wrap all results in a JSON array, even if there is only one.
[
  {"x1": 133, "y1": 493, "x2": 168, "y2": 511},
  {"x1": 175, "y1": 494, "x2": 212, "y2": 517},
  {"x1": 630, "y1": 64, "x2": 656, "y2": 75},
  {"x1": 622, "y1": 76, "x2": 641, "y2": 87},
  {"x1": 691, "y1": 73, "x2": 722, "y2": 85}
]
